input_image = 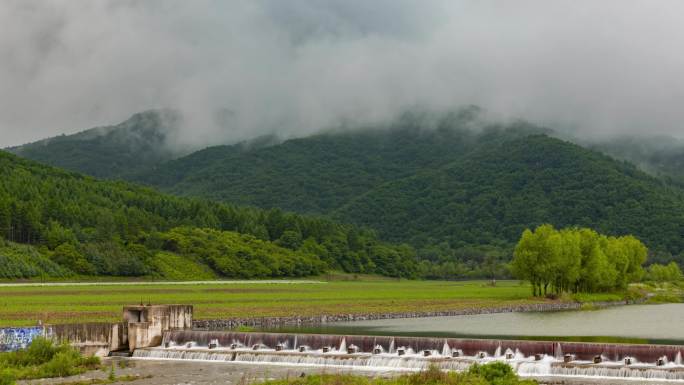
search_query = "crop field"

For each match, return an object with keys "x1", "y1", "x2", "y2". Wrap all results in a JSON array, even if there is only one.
[{"x1": 0, "y1": 280, "x2": 545, "y2": 327}]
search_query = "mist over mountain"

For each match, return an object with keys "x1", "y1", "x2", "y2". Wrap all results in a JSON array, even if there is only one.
[
  {"x1": 7, "y1": 110, "x2": 187, "y2": 178},
  {"x1": 2, "y1": 1, "x2": 684, "y2": 148},
  {"x1": 587, "y1": 136, "x2": 684, "y2": 185}
]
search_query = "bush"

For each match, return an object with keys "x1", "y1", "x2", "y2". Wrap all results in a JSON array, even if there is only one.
[
  {"x1": 39, "y1": 350, "x2": 81, "y2": 378},
  {"x1": 647, "y1": 262, "x2": 683, "y2": 282},
  {"x1": 0, "y1": 337, "x2": 100, "y2": 381},
  {"x1": 0, "y1": 369, "x2": 15, "y2": 385},
  {"x1": 468, "y1": 362, "x2": 517, "y2": 384}
]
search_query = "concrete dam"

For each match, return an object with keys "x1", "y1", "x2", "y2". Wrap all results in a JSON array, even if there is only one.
[
  {"x1": 5, "y1": 304, "x2": 684, "y2": 381},
  {"x1": 135, "y1": 330, "x2": 684, "y2": 381}
]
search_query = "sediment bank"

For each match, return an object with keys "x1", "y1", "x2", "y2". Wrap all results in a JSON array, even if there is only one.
[{"x1": 193, "y1": 299, "x2": 642, "y2": 329}]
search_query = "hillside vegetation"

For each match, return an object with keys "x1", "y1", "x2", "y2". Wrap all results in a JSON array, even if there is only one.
[
  {"x1": 0, "y1": 151, "x2": 418, "y2": 279},
  {"x1": 6, "y1": 110, "x2": 183, "y2": 179},
  {"x1": 337, "y1": 135, "x2": 684, "y2": 255},
  {"x1": 131, "y1": 118, "x2": 684, "y2": 268},
  {"x1": 9, "y1": 109, "x2": 684, "y2": 273}
]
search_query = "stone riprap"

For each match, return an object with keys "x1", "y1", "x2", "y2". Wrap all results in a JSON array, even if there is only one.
[{"x1": 192, "y1": 300, "x2": 642, "y2": 329}]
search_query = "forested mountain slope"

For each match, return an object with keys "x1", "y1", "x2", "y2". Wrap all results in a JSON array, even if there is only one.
[
  {"x1": 0, "y1": 151, "x2": 418, "y2": 279},
  {"x1": 589, "y1": 135, "x2": 684, "y2": 185},
  {"x1": 131, "y1": 120, "x2": 684, "y2": 261},
  {"x1": 135, "y1": 112, "x2": 546, "y2": 213},
  {"x1": 6, "y1": 110, "x2": 184, "y2": 179},
  {"x1": 335, "y1": 135, "x2": 684, "y2": 257},
  {"x1": 9, "y1": 109, "x2": 684, "y2": 270}
]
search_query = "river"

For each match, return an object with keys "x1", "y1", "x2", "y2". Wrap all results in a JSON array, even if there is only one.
[{"x1": 262, "y1": 304, "x2": 684, "y2": 344}]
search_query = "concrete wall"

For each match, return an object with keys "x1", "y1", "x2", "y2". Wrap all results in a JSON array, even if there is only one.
[
  {"x1": 0, "y1": 304, "x2": 190, "y2": 355},
  {"x1": 124, "y1": 305, "x2": 192, "y2": 351},
  {"x1": 49, "y1": 322, "x2": 128, "y2": 357}
]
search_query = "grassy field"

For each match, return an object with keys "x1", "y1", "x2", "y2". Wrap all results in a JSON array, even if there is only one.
[{"x1": 0, "y1": 279, "x2": 551, "y2": 327}]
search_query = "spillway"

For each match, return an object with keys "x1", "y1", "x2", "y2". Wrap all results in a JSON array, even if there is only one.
[{"x1": 129, "y1": 331, "x2": 684, "y2": 381}]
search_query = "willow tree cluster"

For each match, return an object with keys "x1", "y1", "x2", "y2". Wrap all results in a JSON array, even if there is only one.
[{"x1": 511, "y1": 225, "x2": 647, "y2": 296}]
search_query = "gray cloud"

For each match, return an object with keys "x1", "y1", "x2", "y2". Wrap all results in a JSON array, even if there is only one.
[{"x1": 1, "y1": 0, "x2": 684, "y2": 147}]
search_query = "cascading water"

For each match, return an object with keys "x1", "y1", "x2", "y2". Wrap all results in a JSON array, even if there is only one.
[
  {"x1": 441, "y1": 341, "x2": 451, "y2": 357},
  {"x1": 134, "y1": 331, "x2": 684, "y2": 381}
]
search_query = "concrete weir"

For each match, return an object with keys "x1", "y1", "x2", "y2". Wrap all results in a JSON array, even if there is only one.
[
  {"x1": 5, "y1": 304, "x2": 684, "y2": 381},
  {"x1": 134, "y1": 330, "x2": 684, "y2": 381}
]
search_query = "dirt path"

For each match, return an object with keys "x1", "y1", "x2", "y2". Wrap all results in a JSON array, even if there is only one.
[
  {"x1": 19, "y1": 358, "x2": 680, "y2": 385},
  {"x1": 0, "y1": 280, "x2": 324, "y2": 288}
]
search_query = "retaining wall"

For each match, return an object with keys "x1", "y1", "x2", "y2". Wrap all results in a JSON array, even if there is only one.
[{"x1": 0, "y1": 323, "x2": 128, "y2": 356}]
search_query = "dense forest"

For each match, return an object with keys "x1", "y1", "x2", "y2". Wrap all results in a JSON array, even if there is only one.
[
  {"x1": 9, "y1": 109, "x2": 684, "y2": 276},
  {"x1": 136, "y1": 124, "x2": 684, "y2": 268},
  {"x1": 588, "y1": 135, "x2": 684, "y2": 186},
  {"x1": 336, "y1": 135, "x2": 684, "y2": 256},
  {"x1": 0, "y1": 151, "x2": 420, "y2": 279}
]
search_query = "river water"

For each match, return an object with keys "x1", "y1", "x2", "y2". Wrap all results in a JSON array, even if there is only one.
[{"x1": 262, "y1": 304, "x2": 684, "y2": 344}]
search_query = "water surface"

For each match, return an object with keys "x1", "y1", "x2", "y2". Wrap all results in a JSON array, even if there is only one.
[{"x1": 262, "y1": 304, "x2": 684, "y2": 345}]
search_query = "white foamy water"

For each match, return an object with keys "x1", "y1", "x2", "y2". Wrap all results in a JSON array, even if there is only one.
[{"x1": 132, "y1": 346, "x2": 684, "y2": 382}]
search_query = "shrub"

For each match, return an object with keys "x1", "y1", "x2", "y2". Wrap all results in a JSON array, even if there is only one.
[
  {"x1": 468, "y1": 362, "x2": 515, "y2": 384},
  {"x1": 0, "y1": 369, "x2": 15, "y2": 385},
  {"x1": 0, "y1": 337, "x2": 100, "y2": 381}
]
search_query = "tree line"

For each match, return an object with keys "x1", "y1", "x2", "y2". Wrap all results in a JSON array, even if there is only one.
[
  {"x1": 0, "y1": 151, "x2": 420, "y2": 279},
  {"x1": 511, "y1": 224, "x2": 648, "y2": 296}
]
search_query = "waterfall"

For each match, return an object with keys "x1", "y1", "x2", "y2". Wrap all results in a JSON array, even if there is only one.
[
  {"x1": 554, "y1": 343, "x2": 563, "y2": 360},
  {"x1": 441, "y1": 341, "x2": 451, "y2": 357},
  {"x1": 132, "y1": 345, "x2": 684, "y2": 381},
  {"x1": 150, "y1": 331, "x2": 684, "y2": 380}
]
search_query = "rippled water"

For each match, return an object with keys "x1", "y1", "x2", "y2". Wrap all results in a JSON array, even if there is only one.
[{"x1": 263, "y1": 304, "x2": 684, "y2": 344}]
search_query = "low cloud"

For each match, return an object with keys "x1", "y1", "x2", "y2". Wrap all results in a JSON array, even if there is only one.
[{"x1": 1, "y1": 0, "x2": 684, "y2": 147}]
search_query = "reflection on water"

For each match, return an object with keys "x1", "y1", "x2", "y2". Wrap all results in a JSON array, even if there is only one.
[{"x1": 260, "y1": 304, "x2": 684, "y2": 345}]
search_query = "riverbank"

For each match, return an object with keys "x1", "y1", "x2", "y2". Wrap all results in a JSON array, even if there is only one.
[
  {"x1": 0, "y1": 280, "x2": 542, "y2": 327},
  {"x1": 0, "y1": 279, "x2": 650, "y2": 327}
]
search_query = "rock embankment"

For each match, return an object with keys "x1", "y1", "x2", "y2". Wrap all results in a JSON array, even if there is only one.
[{"x1": 192, "y1": 299, "x2": 642, "y2": 329}]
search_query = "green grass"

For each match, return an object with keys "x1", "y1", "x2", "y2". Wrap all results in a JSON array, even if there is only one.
[
  {"x1": 0, "y1": 280, "x2": 546, "y2": 327},
  {"x1": 0, "y1": 337, "x2": 100, "y2": 384}
]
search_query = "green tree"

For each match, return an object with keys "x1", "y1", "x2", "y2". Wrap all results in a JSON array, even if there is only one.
[
  {"x1": 51, "y1": 243, "x2": 95, "y2": 275},
  {"x1": 513, "y1": 225, "x2": 647, "y2": 295}
]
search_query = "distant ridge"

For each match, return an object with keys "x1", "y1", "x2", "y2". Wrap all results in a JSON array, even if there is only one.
[{"x1": 7, "y1": 109, "x2": 184, "y2": 179}]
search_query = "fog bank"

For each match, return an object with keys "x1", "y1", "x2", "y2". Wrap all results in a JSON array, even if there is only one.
[{"x1": 1, "y1": 1, "x2": 683, "y2": 147}]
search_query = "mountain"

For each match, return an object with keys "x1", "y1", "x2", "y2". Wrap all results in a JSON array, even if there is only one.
[
  {"x1": 588, "y1": 135, "x2": 684, "y2": 185},
  {"x1": 9, "y1": 108, "x2": 684, "y2": 267},
  {"x1": 335, "y1": 135, "x2": 684, "y2": 254},
  {"x1": 135, "y1": 110, "x2": 547, "y2": 213},
  {"x1": 7, "y1": 110, "x2": 185, "y2": 179},
  {"x1": 0, "y1": 150, "x2": 419, "y2": 279},
  {"x1": 133, "y1": 121, "x2": 684, "y2": 260}
]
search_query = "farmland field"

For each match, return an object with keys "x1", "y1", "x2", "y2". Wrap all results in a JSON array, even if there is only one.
[{"x1": 0, "y1": 279, "x2": 546, "y2": 327}]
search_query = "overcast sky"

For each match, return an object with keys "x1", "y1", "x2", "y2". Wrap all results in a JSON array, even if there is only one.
[{"x1": 1, "y1": 0, "x2": 684, "y2": 147}]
